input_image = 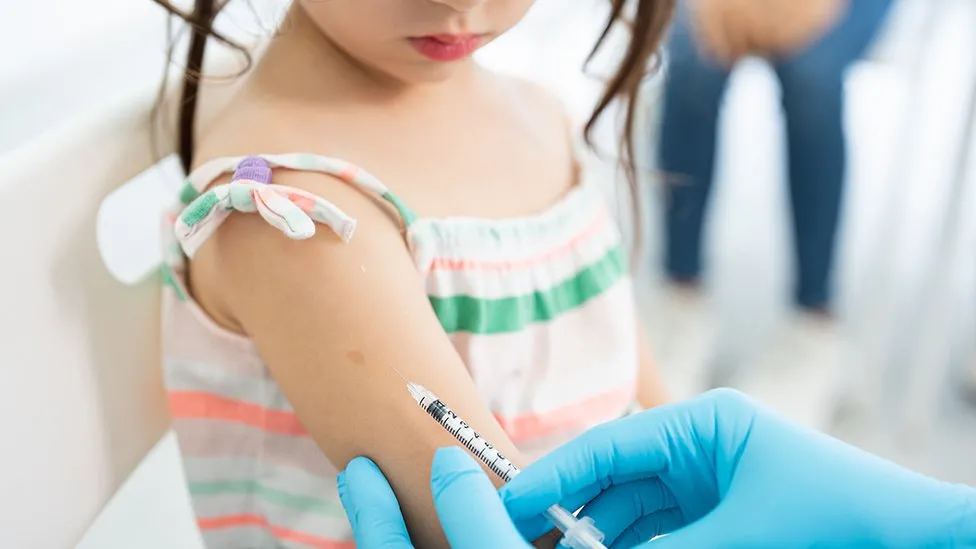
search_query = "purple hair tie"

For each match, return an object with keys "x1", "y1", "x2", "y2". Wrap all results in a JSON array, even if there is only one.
[{"x1": 231, "y1": 156, "x2": 272, "y2": 185}]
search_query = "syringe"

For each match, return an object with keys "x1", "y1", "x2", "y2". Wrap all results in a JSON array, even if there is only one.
[{"x1": 405, "y1": 381, "x2": 608, "y2": 549}]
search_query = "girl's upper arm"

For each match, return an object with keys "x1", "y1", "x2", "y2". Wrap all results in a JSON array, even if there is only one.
[{"x1": 191, "y1": 170, "x2": 524, "y2": 548}]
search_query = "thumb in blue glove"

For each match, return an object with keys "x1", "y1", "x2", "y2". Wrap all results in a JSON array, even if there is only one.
[
  {"x1": 501, "y1": 389, "x2": 976, "y2": 549},
  {"x1": 338, "y1": 446, "x2": 531, "y2": 548}
]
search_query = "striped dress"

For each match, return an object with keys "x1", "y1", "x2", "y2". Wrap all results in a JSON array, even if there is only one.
[{"x1": 162, "y1": 147, "x2": 639, "y2": 548}]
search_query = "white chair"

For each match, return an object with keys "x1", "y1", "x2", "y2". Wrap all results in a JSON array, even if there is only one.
[
  {"x1": 0, "y1": 56, "x2": 239, "y2": 546},
  {"x1": 0, "y1": 91, "x2": 170, "y2": 548}
]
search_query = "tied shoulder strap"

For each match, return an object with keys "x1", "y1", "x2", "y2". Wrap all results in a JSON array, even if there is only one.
[{"x1": 174, "y1": 156, "x2": 357, "y2": 258}]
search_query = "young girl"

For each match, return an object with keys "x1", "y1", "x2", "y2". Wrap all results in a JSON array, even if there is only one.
[{"x1": 155, "y1": 0, "x2": 674, "y2": 547}]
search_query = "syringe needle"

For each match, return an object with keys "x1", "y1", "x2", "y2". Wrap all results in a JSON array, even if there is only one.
[
  {"x1": 390, "y1": 367, "x2": 424, "y2": 404},
  {"x1": 390, "y1": 366, "x2": 409, "y2": 383}
]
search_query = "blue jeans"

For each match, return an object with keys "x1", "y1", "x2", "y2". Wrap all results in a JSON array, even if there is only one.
[{"x1": 659, "y1": 0, "x2": 893, "y2": 310}]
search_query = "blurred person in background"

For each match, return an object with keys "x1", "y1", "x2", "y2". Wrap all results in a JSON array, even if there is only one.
[{"x1": 655, "y1": 0, "x2": 893, "y2": 427}]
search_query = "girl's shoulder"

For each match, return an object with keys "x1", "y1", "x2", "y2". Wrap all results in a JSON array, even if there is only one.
[{"x1": 192, "y1": 94, "x2": 325, "y2": 168}]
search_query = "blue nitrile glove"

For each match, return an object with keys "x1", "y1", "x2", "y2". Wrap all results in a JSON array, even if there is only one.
[
  {"x1": 502, "y1": 389, "x2": 976, "y2": 548},
  {"x1": 337, "y1": 446, "x2": 531, "y2": 548}
]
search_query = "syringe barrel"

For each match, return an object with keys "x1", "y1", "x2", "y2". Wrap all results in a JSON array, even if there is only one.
[{"x1": 411, "y1": 384, "x2": 519, "y2": 480}]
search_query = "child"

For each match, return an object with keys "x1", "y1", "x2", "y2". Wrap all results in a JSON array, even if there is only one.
[{"x1": 154, "y1": 0, "x2": 674, "y2": 547}]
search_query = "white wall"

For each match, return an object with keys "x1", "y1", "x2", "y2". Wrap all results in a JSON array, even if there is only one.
[
  {"x1": 0, "y1": 0, "x2": 286, "y2": 155},
  {"x1": 0, "y1": 1, "x2": 167, "y2": 153}
]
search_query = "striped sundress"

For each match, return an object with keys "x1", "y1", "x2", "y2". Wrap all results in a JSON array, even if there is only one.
[{"x1": 162, "y1": 146, "x2": 639, "y2": 548}]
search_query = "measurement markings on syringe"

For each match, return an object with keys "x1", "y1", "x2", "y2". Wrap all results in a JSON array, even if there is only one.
[{"x1": 422, "y1": 397, "x2": 517, "y2": 480}]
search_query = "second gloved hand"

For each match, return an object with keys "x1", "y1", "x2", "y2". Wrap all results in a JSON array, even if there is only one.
[
  {"x1": 501, "y1": 389, "x2": 976, "y2": 548},
  {"x1": 338, "y1": 447, "x2": 531, "y2": 548}
]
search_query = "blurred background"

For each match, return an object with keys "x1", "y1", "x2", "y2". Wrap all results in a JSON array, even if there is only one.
[
  {"x1": 483, "y1": 0, "x2": 976, "y2": 486},
  {"x1": 1, "y1": 0, "x2": 973, "y2": 545},
  {"x1": 631, "y1": 0, "x2": 976, "y2": 485}
]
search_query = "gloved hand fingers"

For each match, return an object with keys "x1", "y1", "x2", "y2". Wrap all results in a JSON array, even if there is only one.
[
  {"x1": 503, "y1": 392, "x2": 748, "y2": 540},
  {"x1": 507, "y1": 480, "x2": 610, "y2": 541},
  {"x1": 431, "y1": 447, "x2": 530, "y2": 549},
  {"x1": 576, "y1": 479, "x2": 678, "y2": 545},
  {"x1": 609, "y1": 507, "x2": 686, "y2": 549},
  {"x1": 508, "y1": 513, "x2": 554, "y2": 543},
  {"x1": 630, "y1": 504, "x2": 736, "y2": 549},
  {"x1": 556, "y1": 467, "x2": 661, "y2": 515},
  {"x1": 337, "y1": 458, "x2": 414, "y2": 548},
  {"x1": 505, "y1": 458, "x2": 664, "y2": 542},
  {"x1": 501, "y1": 410, "x2": 678, "y2": 522}
]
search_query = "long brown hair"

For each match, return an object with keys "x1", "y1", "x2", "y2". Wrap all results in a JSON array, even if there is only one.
[
  {"x1": 151, "y1": 0, "x2": 247, "y2": 174},
  {"x1": 152, "y1": 0, "x2": 675, "y2": 182},
  {"x1": 586, "y1": 0, "x2": 675, "y2": 255},
  {"x1": 588, "y1": 0, "x2": 675, "y2": 176}
]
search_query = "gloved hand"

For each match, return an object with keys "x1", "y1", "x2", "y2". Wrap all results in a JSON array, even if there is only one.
[
  {"x1": 502, "y1": 389, "x2": 976, "y2": 548},
  {"x1": 338, "y1": 446, "x2": 531, "y2": 548}
]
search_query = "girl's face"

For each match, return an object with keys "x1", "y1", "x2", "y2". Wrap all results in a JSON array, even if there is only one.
[{"x1": 299, "y1": 0, "x2": 536, "y2": 83}]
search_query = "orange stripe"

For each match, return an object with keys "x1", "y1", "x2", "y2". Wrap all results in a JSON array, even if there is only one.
[
  {"x1": 169, "y1": 391, "x2": 308, "y2": 436},
  {"x1": 169, "y1": 382, "x2": 632, "y2": 447},
  {"x1": 424, "y1": 211, "x2": 609, "y2": 274},
  {"x1": 495, "y1": 383, "x2": 635, "y2": 443},
  {"x1": 288, "y1": 193, "x2": 317, "y2": 214},
  {"x1": 338, "y1": 165, "x2": 359, "y2": 183},
  {"x1": 198, "y1": 514, "x2": 354, "y2": 549}
]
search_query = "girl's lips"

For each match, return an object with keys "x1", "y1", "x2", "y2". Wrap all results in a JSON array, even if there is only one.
[{"x1": 409, "y1": 34, "x2": 483, "y2": 62}]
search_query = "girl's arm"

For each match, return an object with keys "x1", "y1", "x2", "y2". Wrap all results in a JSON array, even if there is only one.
[
  {"x1": 191, "y1": 170, "x2": 525, "y2": 548},
  {"x1": 636, "y1": 319, "x2": 670, "y2": 408}
]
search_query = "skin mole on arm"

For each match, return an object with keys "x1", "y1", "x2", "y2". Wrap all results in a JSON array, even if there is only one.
[{"x1": 346, "y1": 350, "x2": 366, "y2": 366}]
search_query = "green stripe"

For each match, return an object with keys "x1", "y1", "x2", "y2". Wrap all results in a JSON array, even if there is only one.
[
  {"x1": 161, "y1": 264, "x2": 187, "y2": 302},
  {"x1": 189, "y1": 481, "x2": 345, "y2": 517},
  {"x1": 179, "y1": 179, "x2": 200, "y2": 204},
  {"x1": 181, "y1": 190, "x2": 219, "y2": 227},
  {"x1": 430, "y1": 246, "x2": 626, "y2": 335},
  {"x1": 381, "y1": 191, "x2": 418, "y2": 227}
]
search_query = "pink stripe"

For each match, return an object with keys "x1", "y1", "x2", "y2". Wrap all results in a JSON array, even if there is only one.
[
  {"x1": 198, "y1": 514, "x2": 353, "y2": 549},
  {"x1": 169, "y1": 383, "x2": 629, "y2": 447},
  {"x1": 288, "y1": 193, "x2": 317, "y2": 214},
  {"x1": 494, "y1": 383, "x2": 635, "y2": 443},
  {"x1": 169, "y1": 391, "x2": 308, "y2": 436},
  {"x1": 424, "y1": 211, "x2": 608, "y2": 274},
  {"x1": 338, "y1": 165, "x2": 359, "y2": 183}
]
